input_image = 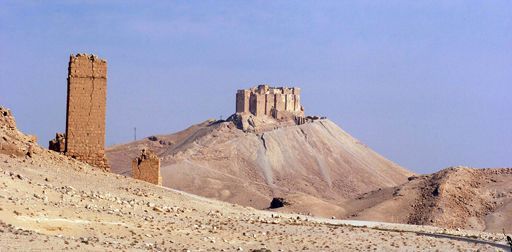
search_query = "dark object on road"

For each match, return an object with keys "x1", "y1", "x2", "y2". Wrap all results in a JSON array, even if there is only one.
[
  {"x1": 503, "y1": 229, "x2": 512, "y2": 252},
  {"x1": 270, "y1": 197, "x2": 289, "y2": 209}
]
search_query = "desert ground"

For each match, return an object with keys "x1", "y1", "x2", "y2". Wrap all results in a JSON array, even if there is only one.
[
  {"x1": 1, "y1": 148, "x2": 511, "y2": 251},
  {"x1": 2, "y1": 106, "x2": 512, "y2": 251}
]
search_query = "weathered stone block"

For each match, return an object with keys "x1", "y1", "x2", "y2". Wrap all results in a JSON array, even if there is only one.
[{"x1": 132, "y1": 149, "x2": 162, "y2": 186}]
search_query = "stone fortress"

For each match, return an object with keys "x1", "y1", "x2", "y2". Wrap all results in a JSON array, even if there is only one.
[
  {"x1": 236, "y1": 85, "x2": 304, "y2": 120},
  {"x1": 231, "y1": 84, "x2": 317, "y2": 132}
]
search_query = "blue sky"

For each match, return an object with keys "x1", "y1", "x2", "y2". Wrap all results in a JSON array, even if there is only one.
[{"x1": 1, "y1": 1, "x2": 511, "y2": 173}]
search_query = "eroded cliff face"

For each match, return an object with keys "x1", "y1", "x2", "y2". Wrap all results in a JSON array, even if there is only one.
[
  {"x1": 0, "y1": 106, "x2": 39, "y2": 158},
  {"x1": 107, "y1": 119, "x2": 413, "y2": 213}
]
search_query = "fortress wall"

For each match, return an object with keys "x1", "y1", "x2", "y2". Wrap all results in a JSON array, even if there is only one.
[
  {"x1": 249, "y1": 94, "x2": 257, "y2": 115},
  {"x1": 265, "y1": 94, "x2": 275, "y2": 115},
  {"x1": 236, "y1": 90, "x2": 250, "y2": 113},
  {"x1": 275, "y1": 93, "x2": 286, "y2": 112},
  {"x1": 294, "y1": 94, "x2": 301, "y2": 112},
  {"x1": 254, "y1": 93, "x2": 266, "y2": 117},
  {"x1": 285, "y1": 94, "x2": 294, "y2": 111},
  {"x1": 283, "y1": 88, "x2": 293, "y2": 95}
]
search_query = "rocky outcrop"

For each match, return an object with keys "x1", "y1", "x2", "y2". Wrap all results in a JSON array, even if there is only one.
[
  {"x1": 0, "y1": 107, "x2": 16, "y2": 130},
  {"x1": 347, "y1": 166, "x2": 512, "y2": 232},
  {"x1": 0, "y1": 106, "x2": 39, "y2": 157},
  {"x1": 407, "y1": 167, "x2": 498, "y2": 229},
  {"x1": 227, "y1": 113, "x2": 322, "y2": 133}
]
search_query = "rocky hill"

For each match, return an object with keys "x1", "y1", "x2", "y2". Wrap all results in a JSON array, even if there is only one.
[
  {"x1": 106, "y1": 116, "x2": 512, "y2": 234},
  {"x1": 107, "y1": 118, "x2": 413, "y2": 213},
  {"x1": 4, "y1": 106, "x2": 511, "y2": 251},
  {"x1": 342, "y1": 166, "x2": 512, "y2": 233}
]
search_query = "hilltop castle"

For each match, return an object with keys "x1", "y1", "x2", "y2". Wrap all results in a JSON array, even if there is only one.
[{"x1": 236, "y1": 85, "x2": 304, "y2": 120}]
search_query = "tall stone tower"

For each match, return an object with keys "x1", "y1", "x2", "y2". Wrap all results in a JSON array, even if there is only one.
[{"x1": 65, "y1": 53, "x2": 110, "y2": 171}]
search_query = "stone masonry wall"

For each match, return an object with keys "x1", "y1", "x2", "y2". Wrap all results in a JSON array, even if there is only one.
[
  {"x1": 132, "y1": 149, "x2": 162, "y2": 186},
  {"x1": 235, "y1": 85, "x2": 304, "y2": 119},
  {"x1": 236, "y1": 90, "x2": 250, "y2": 113},
  {"x1": 65, "y1": 53, "x2": 110, "y2": 171}
]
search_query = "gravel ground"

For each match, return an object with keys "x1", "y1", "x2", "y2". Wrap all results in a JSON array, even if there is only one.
[{"x1": 1, "y1": 152, "x2": 510, "y2": 251}]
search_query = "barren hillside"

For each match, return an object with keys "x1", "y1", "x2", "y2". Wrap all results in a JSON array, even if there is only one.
[
  {"x1": 107, "y1": 119, "x2": 413, "y2": 211},
  {"x1": 1, "y1": 106, "x2": 511, "y2": 251},
  {"x1": 343, "y1": 167, "x2": 512, "y2": 233},
  {"x1": 106, "y1": 116, "x2": 512, "y2": 234}
]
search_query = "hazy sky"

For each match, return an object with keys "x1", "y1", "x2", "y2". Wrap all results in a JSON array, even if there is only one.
[{"x1": 1, "y1": 1, "x2": 511, "y2": 173}]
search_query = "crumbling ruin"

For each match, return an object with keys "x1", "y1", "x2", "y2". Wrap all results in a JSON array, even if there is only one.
[
  {"x1": 49, "y1": 54, "x2": 110, "y2": 171},
  {"x1": 236, "y1": 85, "x2": 304, "y2": 119},
  {"x1": 48, "y1": 133, "x2": 66, "y2": 153},
  {"x1": 132, "y1": 149, "x2": 162, "y2": 186}
]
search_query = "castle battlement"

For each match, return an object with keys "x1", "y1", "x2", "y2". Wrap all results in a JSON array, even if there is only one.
[{"x1": 236, "y1": 85, "x2": 304, "y2": 119}]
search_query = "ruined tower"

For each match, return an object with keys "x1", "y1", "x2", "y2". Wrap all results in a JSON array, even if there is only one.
[
  {"x1": 132, "y1": 149, "x2": 162, "y2": 186},
  {"x1": 64, "y1": 53, "x2": 110, "y2": 171}
]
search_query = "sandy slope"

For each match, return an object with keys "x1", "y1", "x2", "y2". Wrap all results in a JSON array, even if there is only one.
[
  {"x1": 2, "y1": 155, "x2": 510, "y2": 251},
  {"x1": 107, "y1": 119, "x2": 413, "y2": 212}
]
